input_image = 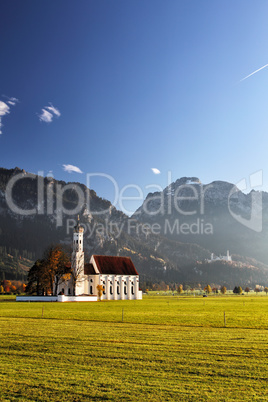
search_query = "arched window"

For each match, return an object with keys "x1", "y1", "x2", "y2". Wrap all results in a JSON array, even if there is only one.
[
  {"x1": 117, "y1": 286, "x2": 120, "y2": 295},
  {"x1": 110, "y1": 286, "x2": 113, "y2": 295},
  {"x1": 124, "y1": 286, "x2": 127, "y2": 295},
  {"x1": 103, "y1": 286, "x2": 105, "y2": 295},
  {"x1": 90, "y1": 286, "x2": 93, "y2": 295},
  {"x1": 131, "y1": 286, "x2": 134, "y2": 295}
]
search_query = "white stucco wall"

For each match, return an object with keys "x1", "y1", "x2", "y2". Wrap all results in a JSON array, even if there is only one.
[
  {"x1": 58, "y1": 295, "x2": 97, "y2": 302},
  {"x1": 96, "y1": 274, "x2": 141, "y2": 300}
]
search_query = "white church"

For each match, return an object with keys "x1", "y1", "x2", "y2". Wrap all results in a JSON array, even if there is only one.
[
  {"x1": 17, "y1": 219, "x2": 142, "y2": 302},
  {"x1": 54, "y1": 219, "x2": 142, "y2": 301}
]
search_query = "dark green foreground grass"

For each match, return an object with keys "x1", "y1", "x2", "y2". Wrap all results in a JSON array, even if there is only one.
[{"x1": 0, "y1": 296, "x2": 268, "y2": 401}]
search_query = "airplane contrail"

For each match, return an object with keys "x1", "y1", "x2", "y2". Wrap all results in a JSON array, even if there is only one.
[{"x1": 240, "y1": 63, "x2": 268, "y2": 82}]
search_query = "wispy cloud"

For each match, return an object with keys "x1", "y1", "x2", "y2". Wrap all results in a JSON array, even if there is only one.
[
  {"x1": 38, "y1": 103, "x2": 61, "y2": 123},
  {"x1": 0, "y1": 96, "x2": 19, "y2": 135},
  {"x1": 7, "y1": 97, "x2": 19, "y2": 106},
  {"x1": 240, "y1": 64, "x2": 268, "y2": 82},
  {"x1": 46, "y1": 104, "x2": 61, "y2": 117},
  {"x1": 39, "y1": 109, "x2": 53, "y2": 123},
  {"x1": 63, "y1": 164, "x2": 83, "y2": 174},
  {"x1": 151, "y1": 168, "x2": 161, "y2": 174}
]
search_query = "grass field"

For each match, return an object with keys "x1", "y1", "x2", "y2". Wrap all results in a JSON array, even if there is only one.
[{"x1": 1, "y1": 296, "x2": 268, "y2": 401}]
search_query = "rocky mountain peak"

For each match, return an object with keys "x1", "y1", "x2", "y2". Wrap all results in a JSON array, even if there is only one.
[{"x1": 174, "y1": 177, "x2": 201, "y2": 186}]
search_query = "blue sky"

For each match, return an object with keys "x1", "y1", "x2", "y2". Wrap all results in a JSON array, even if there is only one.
[{"x1": 1, "y1": 0, "x2": 268, "y2": 213}]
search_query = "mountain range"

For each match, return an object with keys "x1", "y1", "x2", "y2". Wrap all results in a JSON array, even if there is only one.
[{"x1": 0, "y1": 167, "x2": 268, "y2": 288}]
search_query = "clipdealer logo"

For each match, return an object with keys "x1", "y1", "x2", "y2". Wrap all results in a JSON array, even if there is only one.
[
  {"x1": 4, "y1": 170, "x2": 264, "y2": 234},
  {"x1": 228, "y1": 171, "x2": 263, "y2": 233},
  {"x1": 66, "y1": 217, "x2": 213, "y2": 239}
]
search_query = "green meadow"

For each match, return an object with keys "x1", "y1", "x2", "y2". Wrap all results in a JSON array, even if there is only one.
[{"x1": 1, "y1": 296, "x2": 268, "y2": 401}]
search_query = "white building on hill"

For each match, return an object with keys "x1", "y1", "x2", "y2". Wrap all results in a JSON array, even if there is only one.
[{"x1": 207, "y1": 250, "x2": 232, "y2": 263}]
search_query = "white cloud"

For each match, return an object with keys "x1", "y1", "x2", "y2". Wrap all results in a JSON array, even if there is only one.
[
  {"x1": 38, "y1": 103, "x2": 61, "y2": 123},
  {"x1": 0, "y1": 101, "x2": 10, "y2": 117},
  {"x1": 151, "y1": 168, "x2": 161, "y2": 174},
  {"x1": 0, "y1": 97, "x2": 18, "y2": 135},
  {"x1": 39, "y1": 109, "x2": 54, "y2": 123},
  {"x1": 46, "y1": 104, "x2": 61, "y2": 117},
  {"x1": 7, "y1": 97, "x2": 19, "y2": 105},
  {"x1": 63, "y1": 164, "x2": 83, "y2": 174}
]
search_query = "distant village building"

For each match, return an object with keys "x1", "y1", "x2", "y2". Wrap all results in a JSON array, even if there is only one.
[
  {"x1": 207, "y1": 250, "x2": 232, "y2": 263},
  {"x1": 54, "y1": 219, "x2": 142, "y2": 301}
]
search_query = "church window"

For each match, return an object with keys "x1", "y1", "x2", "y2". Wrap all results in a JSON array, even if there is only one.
[
  {"x1": 131, "y1": 286, "x2": 134, "y2": 295},
  {"x1": 90, "y1": 286, "x2": 93, "y2": 295},
  {"x1": 80, "y1": 240, "x2": 81, "y2": 244},
  {"x1": 124, "y1": 286, "x2": 127, "y2": 295},
  {"x1": 76, "y1": 240, "x2": 78, "y2": 244},
  {"x1": 117, "y1": 286, "x2": 120, "y2": 295},
  {"x1": 103, "y1": 286, "x2": 105, "y2": 295},
  {"x1": 110, "y1": 286, "x2": 113, "y2": 295},
  {"x1": 62, "y1": 288, "x2": 64, "y2": 295},
  {"x1": 68, "y1": 288, "x2": 71, "y2": 295}
]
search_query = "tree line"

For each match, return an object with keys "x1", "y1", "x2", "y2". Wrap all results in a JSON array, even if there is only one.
[{"x1": 0, "y1": 280, "x2": 26, "y2": 294}]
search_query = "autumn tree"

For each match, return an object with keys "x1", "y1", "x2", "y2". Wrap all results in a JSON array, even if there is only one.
[
  {"x1": 237, "y1": 286, "x2": 243, "y2": 295},
  {"x1": 177, "y1": 284, "x2": 183, "y2": 295},
  {"x1": 96, "y1": 284, "x2": 104, "y2": 301},
  {"x1": 10, "y1": 285, "x2": 16, "y2": 293},
  {"x1": 204, "y1": 285, "x2": 212, "y2": 294},
  {"x1": 245, "y1": 287, "x2": 250, "y2": 294},
  {"x1": 220, "y1": 286, "x2": 227, "y2": 294},
  {"x1": 27, "y1": 245, "x2": 69, "y2": 295},
  {"x1": 42, "y1": 245, "x2": 69, "y2": 295},
  {"x1": 264, "y1": 287, "x2": 268, "y2": 295},
  {"x1": 20, "y1": 283, "x2": 26, "y2": 293},
  {"x1": 3, "y1": 280, "x2": 11, "y2": 293}
]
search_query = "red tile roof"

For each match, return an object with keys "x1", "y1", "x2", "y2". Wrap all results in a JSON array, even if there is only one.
[
  {"x1": 84, "y1": 263, "x2": 97, "y2": 275},
  {"x1": 92, "y1": 255, "x2": 139, "y2": 276}
]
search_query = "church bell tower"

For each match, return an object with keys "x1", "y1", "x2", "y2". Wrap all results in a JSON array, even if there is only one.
[{"x1": 71, "y1": 216, "x2": 84, "y2": 277}]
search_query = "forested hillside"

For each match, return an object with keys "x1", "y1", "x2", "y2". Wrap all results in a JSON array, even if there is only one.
[{"x1": 1, "y1": 167, "x2": 268, "y2": 288}]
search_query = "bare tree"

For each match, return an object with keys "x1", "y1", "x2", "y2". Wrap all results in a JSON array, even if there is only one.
[{"x1": 70, "y1": 253, "x2": 85, "y2": 296}]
